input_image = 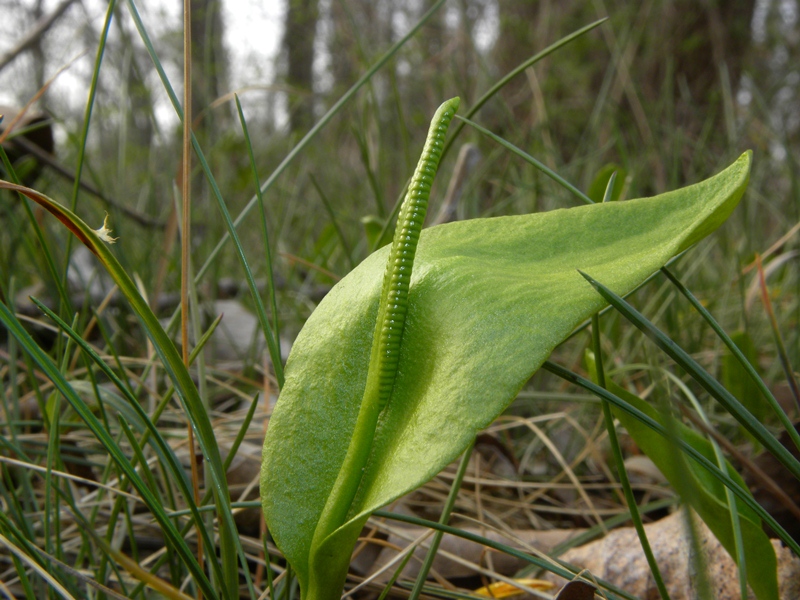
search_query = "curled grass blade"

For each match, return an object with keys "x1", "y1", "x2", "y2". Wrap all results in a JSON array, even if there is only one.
[
  {"x1": 0, "y1": 180, "x2": 235, "y2": 597},
  {"x1": 0, "y1": 148, "x2": 73, "y2": 315}
]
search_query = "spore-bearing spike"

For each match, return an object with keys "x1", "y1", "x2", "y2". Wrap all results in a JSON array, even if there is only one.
[{"x1": 373, "y1": 97, "x2": 460, "y2": 412}]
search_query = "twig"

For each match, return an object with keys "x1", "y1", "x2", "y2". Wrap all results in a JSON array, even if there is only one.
[{"x1": 0, "y1": 0, "x2": 78, "y2": 73}]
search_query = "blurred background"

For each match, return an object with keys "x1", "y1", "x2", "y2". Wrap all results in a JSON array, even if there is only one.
[
  {"x1": 2, "y1": 2, "x2": 800, "y2": 593},
  {"x1": 1, "y1": 0, "x2": 799, "y2": 373}
]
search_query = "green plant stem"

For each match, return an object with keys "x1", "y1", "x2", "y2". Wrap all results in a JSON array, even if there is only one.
[
  {"x1": 304, "y1": 98, "x2": 458, "y2": 599},
  {"x1": 407, "y1": 439, "x2": 476, "y2": 600},
  {"x1": 373, "y1": 510, "x2": 638, "y2": 600},
  {"x1": 591, "y1": 315, "x2": 671, "y2": 600}
]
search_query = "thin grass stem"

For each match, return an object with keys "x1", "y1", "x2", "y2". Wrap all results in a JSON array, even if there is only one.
[
  {"x1": 591, "y1": 314, "x2": 671, "y2": 599},
  {"x1": 407, "y1": 438, "x2": 476, "y2": 600}
]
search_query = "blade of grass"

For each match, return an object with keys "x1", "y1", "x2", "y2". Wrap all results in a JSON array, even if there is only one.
[
  {"x1": 579, "y1": 271, "x2": 800, "y2": 482},
  {"x1": 544, "y1": 497, "x2": 678, "y2": 560},
  {"x1": 0, "y1": 531, "x2": 76, "y2": 600},
  {"x1": 373, "y1": 510, "x2": 637, "y2": 600},
  {"x1": 455, "y1": 114, "x2": 591, "y2": 205},
  {"x1": 0, "y1": 299, "x2": 220, "y2": 599},
  {"x1": 442, "y1": 18, "x2": 608, "y2": 159},
  {"x1": 352, "y1": 124, "x2": 385, "y2": 218},
  {"x1": 223, "y1": 391, "x2": 260, "y2": 472},
  {"x1": 407, "y1": 439, "x2": 476, "y2": 600},
  {"x1": 54, "y1": 486, "x2": 195, "y2": 600},
  {"x1": 541, "y1": 360, "x2": 800, "y2": 557},
  {"x1": 235, "y1": 94, "x2": 285, "y2": 376},
  {"x1": 679, "y1": 377, "x2": 749, "y2": 599},
  {"x1": 756, "y1": 254, "x2": 800, "y2": 411},
  {"x1": 309, "y1": 173, "x2": 356, "y2": 270},
  {"x1": 63, "y1": 0, "x2": 115, "y2": 287},
  {"x1": 660, "y1": 266, "x2": 800, "y2": 454},
  {"x1": 590, "y1": 318, "x2": 671, "y2": 600}
]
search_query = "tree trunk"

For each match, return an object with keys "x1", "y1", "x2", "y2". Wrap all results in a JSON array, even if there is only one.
[
  {"x1": 284, "y1": 0, "x2": 320, "y2": 133},
  {"x1": 190, "y1": 0, "x2": 228, "y2": 131}
]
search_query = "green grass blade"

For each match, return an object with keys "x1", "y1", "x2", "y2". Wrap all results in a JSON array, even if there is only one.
[
  {"x1": 0, "y1": 531, "x2": 76, "y2": 600},
  {"x1": 29, "y1": 297, "x2": 226, "y2": 579},
  {"x1": 542, "y1": 360, "x2": 800, "y2": 558},
  {"x1": 408, "y1": 439, "x2": 475, "y2": 599},
  {"x1": 373, "y1": 510, "x2": 637, "y2": 600},
  {"x1": 580, "y1": 271, "x2": 800, "y2": 481},
  {"x1": 224, "y1": 391, "x2": 260, "y2": 472},
  {"x1": 589, "y1": 320, "x2": 671, "y2": 600},
  {"x1": 442, "y1": 18, "x2": 608, "y2": 159},
  {"x1": 234, "y1": 94, "x2": 285, "y2": 383},
  {"x1": 544, "y1": 497, "x2": 678, "y2": 560},
  {"x1": 309, "y1": 173, "x2": 355, "y2": 270},
  {"x1": 455, "y1": 114, "x2": 592, "y2": 205},
  {"x1": 62, "y1": 0, "x2": 116, "y2": 301},
  {"x1": 661, "y1": 266, "x2": 800, "y2": 454},
  {"x1": 0, "y1": 301, "x2": 218, "y2": 599},
  {"x1": 755, "y1": 258, "x2": 800, "y2": 411}
]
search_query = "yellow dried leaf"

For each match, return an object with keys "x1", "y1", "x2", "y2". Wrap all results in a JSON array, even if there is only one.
[{"x1": 474, "y1": 578, "x2": 554, "y2": 598}]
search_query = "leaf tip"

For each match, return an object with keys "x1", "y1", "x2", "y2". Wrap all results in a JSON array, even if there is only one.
[{"x1": 577, "y1": 270, "x2": 596, "y2": 286}]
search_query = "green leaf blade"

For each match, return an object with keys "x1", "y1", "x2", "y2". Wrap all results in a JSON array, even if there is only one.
[
  {"x1": 261, "y1": 152, "x2": 752, "y2": 597},
  {"x1": 586, "y1": 355, "x2": 778, "y2": 600}
]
